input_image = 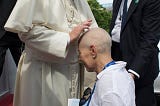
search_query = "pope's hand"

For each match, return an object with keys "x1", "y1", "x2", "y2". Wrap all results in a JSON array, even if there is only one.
[{"x1": 69, "y1": 19, "x2": 92, "y2": 42}]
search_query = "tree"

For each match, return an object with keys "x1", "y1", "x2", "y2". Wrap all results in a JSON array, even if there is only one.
[{"x1": 88, "y1": 0, "x2": 112, "y2": 32}]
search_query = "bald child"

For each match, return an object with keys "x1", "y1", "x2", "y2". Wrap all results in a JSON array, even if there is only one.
[{"x1": 78, "y1": 28, "x2": 135, "y2": 106}]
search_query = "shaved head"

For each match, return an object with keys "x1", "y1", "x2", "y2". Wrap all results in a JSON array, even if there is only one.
[
  {"x1": 78, "y1": 28, "x2": 113, "y2": 73},
  {"x1": 79, "y1": 28, "x2": 112, "y2": 54}
]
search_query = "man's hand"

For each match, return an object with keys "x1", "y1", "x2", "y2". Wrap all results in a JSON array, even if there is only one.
[
  {"x1": 69, "y1": 19, "x2": 92, "y2": 42},
  {"x1": 130, "y1": 73, "x2": 135, "y2": 79}
]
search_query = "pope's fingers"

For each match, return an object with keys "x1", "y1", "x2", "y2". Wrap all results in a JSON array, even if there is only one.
[
  {"x1": 82, "y1": 21, "x2": 92, "y2": 25},
  {"x1": 81, "y1": 20, "x2": 92, "y2": 25},
  {"x1": 82, "y1": 25, "x2": 90, "y2": 29},
  {"x1": 79, "y1": 23, "x2": 91, "y2": 30},
  {"x1": 85, "y1": 19, "x2": 92, "y2": 23}
]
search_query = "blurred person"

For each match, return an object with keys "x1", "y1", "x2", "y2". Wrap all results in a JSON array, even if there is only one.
[
  {"x1": 110, "y1": 0, "x2": 160, "y2": 105},
  {"x1": 0, "y1": 0, "x2": 22, "y2": 77},
  {"x1": 78, "y1": 28, "x2": 135, "y2": 106},
  {"x1": 4, "y1": 0, "x2": 98, "y2": 106}
]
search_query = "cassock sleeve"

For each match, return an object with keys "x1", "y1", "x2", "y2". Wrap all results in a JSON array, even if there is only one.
[
  {"x1": 4, "y1": 0, "x2": 49, "y2": 33},
  {"x1": 18, "y1": 25, "x2": 70, "y2": 63}
]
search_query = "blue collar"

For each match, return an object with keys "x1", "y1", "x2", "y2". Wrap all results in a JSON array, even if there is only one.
[{"x1": 103, "y1": 60, "x2": 116, "y2": 70}]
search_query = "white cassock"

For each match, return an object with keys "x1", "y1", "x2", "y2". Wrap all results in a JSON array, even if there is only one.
[{"x1": 4, "y1": 0, "x2": 98, "y2": 106}]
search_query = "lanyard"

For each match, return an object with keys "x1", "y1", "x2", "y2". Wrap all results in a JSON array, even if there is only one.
[
  {"x1": 87, "y1": 60, "x2": 116, "y2": 106},
  {"x1": 103, "y1": 60, "x2": 116, "y2": 70}
]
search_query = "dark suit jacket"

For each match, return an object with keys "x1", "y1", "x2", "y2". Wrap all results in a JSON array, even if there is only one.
[
  {"x1": 0, "y1": 0, "x2": 17, "y2": 39},
  {"x1": 110, "y1": 0, "x2": 160, "y2": 88}
]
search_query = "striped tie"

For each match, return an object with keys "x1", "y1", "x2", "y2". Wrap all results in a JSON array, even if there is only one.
[{"x1": 121, "y1": 0, "x2": 128, "y2": 29}]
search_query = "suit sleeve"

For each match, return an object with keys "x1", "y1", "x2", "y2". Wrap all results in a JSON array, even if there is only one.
[
  {"x1": 18, "y1": 25, "x2": 70, "y2": 63},
  {"x1": 129, "y1": 0, "x2": 160, "y2": 77}
]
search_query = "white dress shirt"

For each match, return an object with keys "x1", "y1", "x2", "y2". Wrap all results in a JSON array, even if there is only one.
[
  {"x1": 89, "y1": 61, "x2": 135, "y2": 106},
  {"x1": 111, "y1": 0, "x2": 132, "y2": 42}
]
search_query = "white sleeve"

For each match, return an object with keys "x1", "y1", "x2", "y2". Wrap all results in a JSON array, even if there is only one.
[
  {"x1": 128, "y1": 69, "x2": 140, "y2": 78},
  {"x1": 19, "y1": 25, "x2": 70, "y2": 63},
  {"x1": 101, "y1": 92, "x2": 124, "y2": 106}
]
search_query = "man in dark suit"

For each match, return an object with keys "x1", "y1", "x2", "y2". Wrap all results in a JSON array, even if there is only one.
[
  {"x1": 0, "y1": 0, "x2": 22, "y2": 76},
  {"x1": 110, "y1": 0, "x2": 160, "y2": 105}
]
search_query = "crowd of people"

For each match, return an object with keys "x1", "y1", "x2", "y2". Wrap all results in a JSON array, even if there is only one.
[{"x1": 1, "y1": 0, "x2": 160, "y2": 106}]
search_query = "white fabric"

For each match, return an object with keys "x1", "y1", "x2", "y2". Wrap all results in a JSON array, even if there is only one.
[
  {"x1": 111, "y1": 0, "x2": 132, "y2": 42},
  {"x1": 4, "y1": 0, "x2": 97, "y2": 33},
  {"x1": 128, "y1": 69, "x2": 140, "y2": 78},
  {"x1": 4, "y1": 0, "x2": 98, "y2": 106},
  {"x1": 90, "y1": 61, "x2": 135, "y2": 106}
]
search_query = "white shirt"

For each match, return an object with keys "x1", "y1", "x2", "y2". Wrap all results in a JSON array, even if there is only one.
[
  {"x1": 111, "y1": 0, "x2": 132, "y2": 42},
  {"x1": 89, "y1": 61, "x2": 135, "y2": 106}
]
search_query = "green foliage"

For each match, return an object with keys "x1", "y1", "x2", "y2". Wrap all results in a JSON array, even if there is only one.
[{"x1": 88, "y1": 0, "x2": 112, "y2": 32}]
